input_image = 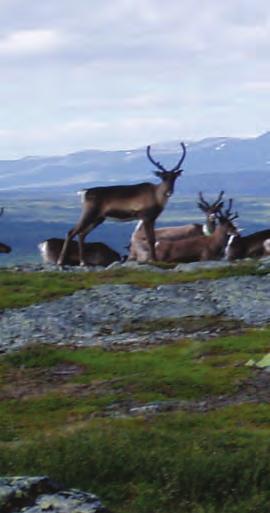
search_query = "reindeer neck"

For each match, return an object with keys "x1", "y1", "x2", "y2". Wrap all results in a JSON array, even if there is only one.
[
  {"x1": 205, "y1": 217, "x2": 216, "y2": 236},
  {"x1": 209, "y1": 224, "x2": 229, "y2": 249},
  {"x1": 155, "y1": 181, "x2": 171, "y2": 207},
  {"x1": 202, "y1": 222, "x2": 214, "y2": 236}
]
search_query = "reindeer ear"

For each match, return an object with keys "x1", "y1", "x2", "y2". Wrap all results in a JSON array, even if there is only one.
[
  {"x1": 154, "y1": 171, "x2": 163, "y2": 178},
  {"x1": 175, "y1": 170, "x2": 182, "y2": 177}
]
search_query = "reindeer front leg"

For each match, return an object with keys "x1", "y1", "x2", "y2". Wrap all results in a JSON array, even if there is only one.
[{"x1": 143, "y1": 219, "x2": 156, "y2": 261}]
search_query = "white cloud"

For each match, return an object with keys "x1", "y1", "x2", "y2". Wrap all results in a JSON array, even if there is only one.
[
  {"x1": 0, "y1": 29, "x2": 64, "y2": 56},
  {"x1": 242, "y1": 80, "x2": 270, "y2": 92},
  {"x1": 61, "y1": 119, "x2": 108, "y2": 133},
  {"x1": 0, "y1": 0, "x2": 270, "y2": 157},
  {"x1": 0, "y1": 128, "x2": 13, "y2": 137}
]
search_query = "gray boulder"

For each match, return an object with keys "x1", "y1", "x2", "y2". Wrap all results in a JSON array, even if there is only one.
[{"x1": 0, "y1": 476, "x2": 111, "y2": 513}]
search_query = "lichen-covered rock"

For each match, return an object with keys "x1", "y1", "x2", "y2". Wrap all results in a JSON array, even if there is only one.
[
  {"x1": 0, "y1": 476, "x2": 110, "y2": 513},
  {"x1": 1, "y1": 274, "x2": 270, "y2": 352},
  {"x1": 0, "y1": 283, "x2": 219, "y2": 351},
  {"x1": 173, "y1": 260, "x2": 232, "y2": 272}
]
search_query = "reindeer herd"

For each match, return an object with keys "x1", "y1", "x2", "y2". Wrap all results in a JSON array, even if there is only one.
[{"x1": 1, "y1": 141, "x2": 270, "y2": 266}]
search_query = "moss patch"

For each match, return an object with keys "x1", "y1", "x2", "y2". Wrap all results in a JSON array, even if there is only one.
[
  {"x1": 0, "y1": 329, "x2": 270, "y2": 441},
  {"x1": 121, "y1": 315, "x2": 246, "y2": 336}
]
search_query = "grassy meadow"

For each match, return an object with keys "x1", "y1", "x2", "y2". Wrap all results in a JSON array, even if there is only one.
[
  {"x1": 0, "y1": 267, "x2": 270, "y2": 512},
  {"x1": 0, "y1": 261, "x2": 266, "y2": 309},
  {"x1": 0, "y1": 329, "x2": 270, "y2": 512}
]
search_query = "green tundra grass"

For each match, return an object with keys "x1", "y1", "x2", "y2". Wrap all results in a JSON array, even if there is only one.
[
  {"x1": 0, "y1": 260, "x2": 266, "y2": 308},
  {"x1": 0, "y1": 327, "x2": 270, "y2": 512}
]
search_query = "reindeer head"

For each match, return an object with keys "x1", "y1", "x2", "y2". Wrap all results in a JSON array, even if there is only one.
[
  {"x1": 198, "y1": 190, "x2": 224, "y2": 219},
  {"x1": 216, "y1": 199, "x2": 239, "y2": 236},
  {"x1": 147, "y1": 142, "x2": 186, "y2": 197},
  {"x1": 197, "y1": 191, "x2": 225, "y2": 235}
]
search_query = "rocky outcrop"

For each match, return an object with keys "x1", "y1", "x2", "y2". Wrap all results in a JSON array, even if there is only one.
[
  {"x1": 1, "y1": 274, "x2": 270, "y2": 353},
  {"x1": 1, "y1": 257, "x2": 270, "y2": 353},
  {"x1": 0, "y1": 476, "x2": 110, "y2": 513}
]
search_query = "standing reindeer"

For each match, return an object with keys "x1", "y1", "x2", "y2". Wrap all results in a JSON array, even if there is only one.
[
  {"x1": 57, "y1": 142, "x2": 186, "y2": 265},
  {"x1": 152, "y1": 200, "x2": 239, "y2": 263},
  {"x1": 128, "y1": 191, "x2": 225, "y2": 262},
  {"x1": 0, "y1": 208, "x2": 11, "y2": 254}
]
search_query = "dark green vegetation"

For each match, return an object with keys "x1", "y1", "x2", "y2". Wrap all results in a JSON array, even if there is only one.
[
  {"x1": 1, "y1": 329, "x2": 270, "y2": 512},
  {"x1": 0, "y1": 261, "x2": 266, "y2": 309},
  {"x1": 121, "y1": 315, "x2": 245, "y2": 335}
]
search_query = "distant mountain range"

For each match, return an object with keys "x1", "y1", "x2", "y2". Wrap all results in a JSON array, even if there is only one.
[{"x1": 1, "y1": 132, "x2": 270, "y2": 197}]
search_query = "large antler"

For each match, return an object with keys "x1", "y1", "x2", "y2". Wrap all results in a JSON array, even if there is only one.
[
  {"x1": 213, "y1": 190, "x2": 224, "y2": 208},
  {"x1": 219, "y1": 199, "x2": 238, "y2": 221},
  {"x1": 171, "y1": 142, "x2": 186, "y2": 172},
  {"x1": 198, "y1": 192, "x2": 210, "y2": 210},
  {"x1": 197, "y1": 190, "x2": 224, "y2": 213},
  {"x1": 147, "y1": 142, "x2": 186, "y2": 172},
  {"x1": 146, "y1": 145, "x2": 167, "y2": 172}
]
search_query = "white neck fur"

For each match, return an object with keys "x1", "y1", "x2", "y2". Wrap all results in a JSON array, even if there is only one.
[
  {"x1": 224, "y1": 234, "x2": 236, "y2": 258},
  {"x1": 202, "y1": 224, "x2": 212, "y2": 237}
]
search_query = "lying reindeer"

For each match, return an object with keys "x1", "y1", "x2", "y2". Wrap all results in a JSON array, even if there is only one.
[
  {"x1": 0, "y1": 242, "x2": 10, "y2": 254},
  {"x1": 38, "y1": 238, "x2": 122, "y2": 266},
  {"x1": 226, "y1": 229, "x2": 270, "y2": 261},
  {"x1": 0, "y1": 208, "x2": 11, "y2": 254},
  {"x1": 152, "y1": 200, "x2": 238, "y2": 263},
  {"x1": 128, "y1": 191, "x2": 224, "y2": 262}
]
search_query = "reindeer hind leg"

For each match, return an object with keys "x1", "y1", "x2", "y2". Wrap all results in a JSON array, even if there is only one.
[
  {"x1": 57, "y1": 210, "x2": 100, "y2": 266},
  {"x1": 77, "y1": 217, "x2": 105, "y2": 266},
  {"x1": 57, "y1": 225, "x2": 81, "y2": 265}
]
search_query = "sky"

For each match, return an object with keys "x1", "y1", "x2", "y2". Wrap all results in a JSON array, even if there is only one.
[{"x1": 0, "y1": 0, "x2": 270, "y2": 158}]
